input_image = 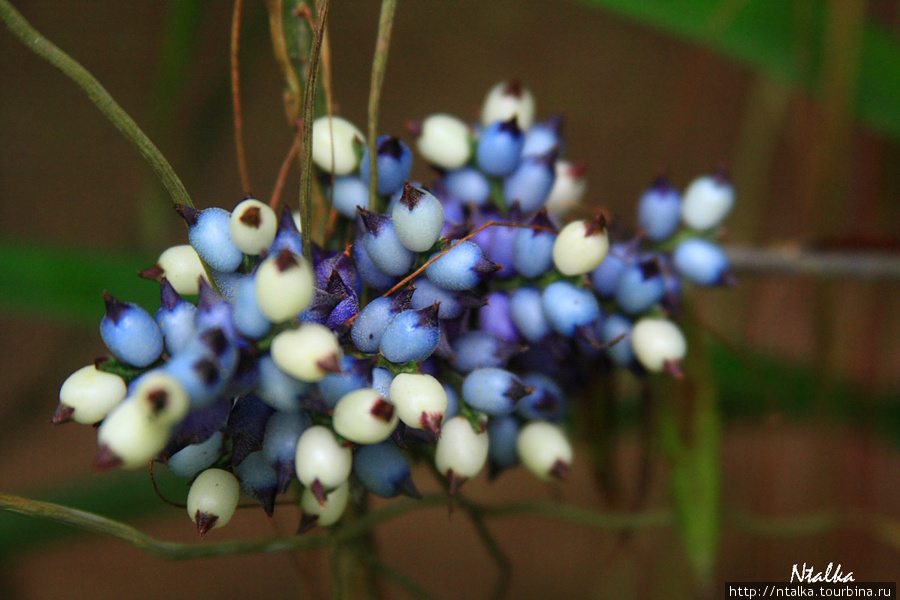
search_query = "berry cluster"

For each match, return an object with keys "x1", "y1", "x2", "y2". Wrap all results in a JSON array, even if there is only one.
[{"x1": 53, "y1": 80, "x2": 734, "y2": 535}]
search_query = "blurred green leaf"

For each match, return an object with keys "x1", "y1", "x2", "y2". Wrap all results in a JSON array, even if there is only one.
[
  {"x1": 656, "y1": 314, "x2": 721, "y2": 591},
  {"x1": 572, "y1": 0, "x2": 900, "y2": 140},
  {"x1": 0, "y1": 240, "x2": 157, "y2": 326}
]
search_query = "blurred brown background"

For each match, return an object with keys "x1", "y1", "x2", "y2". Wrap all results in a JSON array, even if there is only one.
[{"x1": 1, "y1": 0, "x2": 899, "y2": 598}]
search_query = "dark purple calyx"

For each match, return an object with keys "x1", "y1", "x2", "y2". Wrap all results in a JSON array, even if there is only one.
[
  {"x1": 378, "y1": 136, "x2": 404, "y2": 159},
  {"x1": 278, "y1": 205, "x2": 299, "y2": 235},
  {"x1": 526, "y1": 208, "x2": 557, "y2": 236},
  {"x1": 567, "y1": 161, "x2": 587, "y2": 178},
  {"x1": 297, "y1": 514, "x2": 319, "y2": 534},
  {"x1": 396, "y1": 476, "x2": 422, "y2": 499},
  {"x1": 193, "y1": 357, "x2": 220, "y2": 386},
  {"x1": 174, "y1": 203, "x2": 200, "y2": 227},
  {"x1": 138, "y1": 264, "x2": 165, "y2": 282},
  {"x1": 399, "y1": 182, "x2": 426, "y2": 210},
  {"x1": 584, "y1": 213, "x2": 608, "y2": 237},
  {"x1": 651, "y1": 174, "x2": 673, "y2": 193},
  {"x1": 102, "y1": 291, "x2": 129, "y2": 325},
  {"x1": 199, "y1": 328, "x2": 229, "y2": 358},
  {"x1": 50, "y1": 403, "x2": 75, "y2": 425},
  {"x1": 239, "y1": 205, "x2": 262, "y2": 228},
  {"x1": 316, "y1": 353, "x2": 342, "y2": 375},
  {"x1": 503, "y1": 380, "x2": 532, "y2": 405},
  {"x1": 274, "y1": 248, "x2": 300, "y2": 273},
  {"x1": 502, "y1": 79, "x2": 523, "y2": 98},
  {"x1": 93, "y1": 444, "x2": 122, "y2": 472},
  {"x1": 473, "y1": 255, "x2": 502, "y2": 277},
  {"x1": 498, "y1": 116, "x2": 521, "y2": 136},
  {"x1": 549, "y1": 459, "x2": 570, "y2": 481},
  {"x1": 310, "y1": 478, "x2": 327, "y2": 507},
  {"x1": 419, "y1": 411, "x2": 443, "y2": 437},
  {"x1": 146, "y1": 388, "x2": 170, "y2": 416},
  {"x1": 389, "y1": 286, "x2": 416, "y2": 314},
  {"x1": 370, "y1": 399, "x2": 395, "y2": 422},
  {"x1": 415, "y1": 303, "x2": 440, "y2": 329},
  {"x1": 638, "y1": 258, "x2": 662, "y2": 281},
  {"x1": 357, "y1": 208, "x2": 389, "y2": 236},
  {"x1": 545, "y1": 112, "x2": 564, "y2": 135},
  {"x1": 158, "y1": 278, "x2": 182, "y2": 311},
  {"x1": 195, "y1": 511, "x2": 219, "y2": 537},
  {"x1": 227, "y1": 394, "x2": 275, "y2": 466},
  {"x1": 276, "y1": 462, "x2": 295, "y2": 495},
  {"x1": 446, "y1": 469, "x2": 467, "y2": 496}
]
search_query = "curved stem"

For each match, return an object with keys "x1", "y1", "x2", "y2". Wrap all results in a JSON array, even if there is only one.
[
  {"x1": 0, "y1": 0, "x2": 193, "y2": 208},
  {"x1": 366, "y1": 0, "x2": 399, "y2": 214},
  {"x1": 298, "y1": 0, "x2": 330, "y2": 260},
  {"x1": 231, "y1": 0, "x2": 252, "y2": 196}
]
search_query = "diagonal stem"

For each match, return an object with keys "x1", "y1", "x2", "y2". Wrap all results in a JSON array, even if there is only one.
[{"x1": 0, "y1": 0, "x2": 193, "y2": 208}]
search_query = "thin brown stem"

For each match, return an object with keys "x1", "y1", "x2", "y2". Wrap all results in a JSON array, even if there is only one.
[
  {"x1": 271, "y1": 127, "x2": 302, "y2": 211},
  {"x1": 231, "y1": 0, "x2": 252, "y2": 196},
  {"x1": 366, "y1": 0, "x2": 399, "y2": 214}
]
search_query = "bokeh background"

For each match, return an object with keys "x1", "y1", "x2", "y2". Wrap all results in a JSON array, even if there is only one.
[{"x1": 1, "y1": 0, "x2": 899, "y2": 598}]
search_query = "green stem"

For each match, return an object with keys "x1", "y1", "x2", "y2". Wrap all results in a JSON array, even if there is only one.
[
  {"x1": 348, "y1": 543, "x2": 445, "y2": 600},
  {"x1": 366, "y1": 0, "x2": 399, "y2": 214},
  {"x1": 298, "y1": 0, "x2": 330, "y2": 260},
  {"x1": 457, "y1": 500, "x2": 510, "y2": 600},
  {"x1": 0, "y1": 0, "x2": 193, "y2": 209}
]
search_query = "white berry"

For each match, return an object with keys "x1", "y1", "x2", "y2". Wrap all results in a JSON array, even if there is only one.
[
  {"x1": 630, "y1": 317, "x2": 687, "y2": 373},
  {"x1": 254, "y1": 250, "x2": 315, "y2": 323},
  {"x1": 294, "y1": 425, "x2": 353, "y2": 489},
  {"x1": 157, "y1": 245, "x2": 208, "y2": 296},
  {"x1": 229, "y1": 198, "x2": 277, "y2": 255},
  {"x1": 552, "y1": 217, "x2": 610, "y2": 276},
  {"x1": 416, "y1": 114, "x2": 472, "y2": 170},
  {"x1": 516, "y1": 422, "x2": 573, "y2": 481},
  {"x1": 57, "y1": 364, "x2": 127, "y2": 425},
  {"x1": 187, "y1": 468, "x2": 240, "y2": 532},
  {"x1": 311, "y1": 116, "x2": 364, "y2": 175},
  {"x1": 301, "y1": 480, "x2": 349, "y2": 527},
  {"x1": 680, "y1": 174, "x2": 735, "y2": 231},
  {"x1": 270, "y1": 324, "x2": 343, "y2": 382},
  {"x1": 435, "y1": 415, "x2": 489, "y2": 481},
  {"x1": 332, "y1": 388, "x2": 398, "y2": 444},
  {"x1": 388, "y1": 373, "x2": 447, "y2": 435},
  {"x1": 481, "y1": 80, "x2": 536, "y2": 130}
]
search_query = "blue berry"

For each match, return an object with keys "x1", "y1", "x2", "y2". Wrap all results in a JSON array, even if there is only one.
[
  {"x1": 391, "y1": 183, "x2": 445, "y2": 252},
  {"x1": 462, "y1": 367, "x2": 530, "y2": 417},
  {"x1": 353, "y1": 441, "x2": 420, "y2": 499},
  {"x1": 637, "y1": 177, "x2": 681, "y2": 242},
  {"x1": 359, "y1": 210, "x2": 417, "y2": 277},
  {"x1": 521, "y1": 114, "x2": 563, "y2": 158},
  {"x1": 154, "y1": 279, "x2": 196, "y2": 356},
  {"x1": 541, "y1": 281, "x2": 601, "y2": 337},
  {"x1": 359, "y1": 135, "x2": 413, "y2": 197},
  {"x1": 672, "y1": 238, "x2": 732, "y2": 286},
  {"x1": 614, "y1": 257, "x2": 665, "y2": 315},
  {"x1": 380, "y1": 305, "x2": 441, "y2": 364},
  {"x1": 476, "y1": 117, "x2": 524, "y2": 177},
  {"x1": 176, "y1": 205, "x2": 243, "y2": 273},
  {"x1": 100, "y1": 292, "x2": 164, "y2": 368},
  {"x1": 508, "y1": 286, "x2": 551, "y2": 344},
  {"x1": 487, "y1": 416, "x2": 521, "y2": 478},
  {"x1": 328, "y1": 175, "x2": 370, "y2": 219},
  {"x1": 512, "y1": 210, "x2": 557, "y2": 278},
  {"x1": 440, "y1": 167, "x2": 491, "y2": 207},
  {"x1": 425, "y1": 241, "x2": 499, "y2": 291},
  {"x1": 503, "y1": 151, "x2": 556, "y2": 212}
]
